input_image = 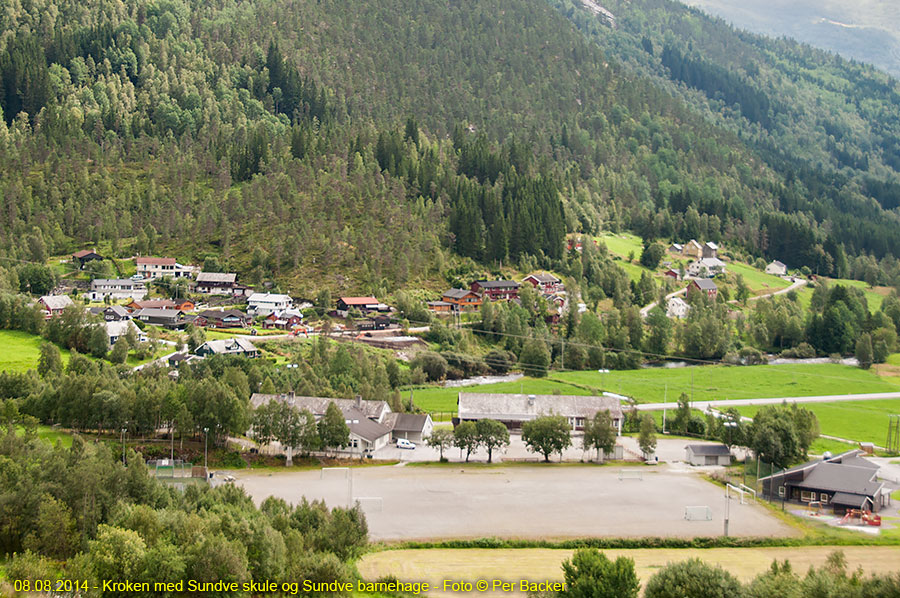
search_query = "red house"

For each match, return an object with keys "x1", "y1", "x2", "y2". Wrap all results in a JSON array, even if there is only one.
[
  {"x1": 470, "y1": 280, "x2": 520, "y2": 301},
  {"x1": 688, "y1": 278, "x2": 718, "y2": 300}
]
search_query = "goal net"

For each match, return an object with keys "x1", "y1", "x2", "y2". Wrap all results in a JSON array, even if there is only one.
[
  {"x1": 320, "y1": 467, "x2": 350, "y2": 480},
  {"x1": 618, "y1": 469, "x2": 644, "y2": 481},
  {"x1": 684, "y1": 506, "x2": 713, "y2": 521}
]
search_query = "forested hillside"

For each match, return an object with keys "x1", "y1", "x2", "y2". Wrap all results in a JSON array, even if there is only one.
[{"x1": 1, "y1": 0, "x2": 899, "y2": 294}]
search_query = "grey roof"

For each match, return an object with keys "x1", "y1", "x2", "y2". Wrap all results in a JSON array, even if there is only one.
[
  {"x1": 250, "y1": 393, "x2": 391, "y2": 422},
  {"x1": 92, "y1": 278, "x2": 142, "y2": 287},
  {"x1": 800, "y1": 462, "x2": 882, "y2": 495},
  {"x1": 196, "y1": 272, "x2": 236, "y2": 283},
  {"x1": 197, "y1": 309, "x2": 247, "y2": 320},
  {"x1": 383, "y1": 413, "x2": 431, "y2": 433},
  {"x1": 457, "y1": 393, "x2": 623, "y2": 422},
  {"x1": 104, "y1": 320, "x2": 140, "y2": 339},
  {"x1": 342, "y1": 407, "x2": 392, "y2": 442},
  {"x1": 133, "y1": 308, "x2": 183, "y2": 320},
  {"x1": 830, "y1": 492, "x2": 872, "y2": 507},
  {"x1": 769, "y1": 260, "x2": 786, "y2": 268},
  {"x1": 475, "y1": 280, "x2": 520, "y2": 289},
  {"x1": 40, "y1": 295, "x2": 74, "y2": 310},
  {"x1": 698, "y1": 257, "x2": 726, "y2": 267},
  {"x1": 692, "y1": 278, "x2": 718, "y2": 291},
  {"x1": 686, "y1": 444, "x2": 731, "y2": 456},
  {"x1": 525, "y1": 273, "x2": 560, "y2": 284},
  {"x1": 105, "y1": 305, "x2": 130, "y2": 317},
  {"x1": 704, "y1": 242, "x2": 718, "y2": 250},
  {"x1": 443, "y1": 288, "x2": 476, "y2": 299},
  {"x1": 427, "y1": 301, "x2": 454, "y2": 307}
]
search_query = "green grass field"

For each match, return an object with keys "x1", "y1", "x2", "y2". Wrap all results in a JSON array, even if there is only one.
[
  {"x1": 826, "y1": 278, "x2": 890, "y2": 312},
  {"x1": 0, "y1": 330, "x2": 71, "y2": 373},
  {"x1": 726, "y1": 262, "x2": 790, "y2": 294},
  {"x1": 408, "y1": 363, "x2": 900, "y2": 413},
  {"x1": 16, "y1": 425, "x2": 74, "y2": 448},
  {"x1": 598, "y1": 232, "x2": 645, "y2": 259},
  {"x1": 736, "y1": 399, "x2": 900, "y2": 445}
]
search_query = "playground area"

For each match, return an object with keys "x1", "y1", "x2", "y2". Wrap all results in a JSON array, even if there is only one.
[
  {"x1": 235, "y1": 464, "x2": 793, "y2": 541},
  {"x1": 794, "y1": 502, "x2": 891, "y2": 535}
]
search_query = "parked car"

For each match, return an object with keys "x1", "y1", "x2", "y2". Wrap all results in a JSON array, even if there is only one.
[{"x1": 397, "y1": 438, "x2": 416, "y2": 450}]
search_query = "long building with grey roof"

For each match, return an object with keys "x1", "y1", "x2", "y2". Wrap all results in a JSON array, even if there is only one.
[{"x1": 456, "y1": 392, "x2": 623, "y2": 433}]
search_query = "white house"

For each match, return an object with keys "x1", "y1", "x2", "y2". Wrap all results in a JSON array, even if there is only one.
[
  {"x1": 687, "y1": 257, "x2": 726, "y2": 278},
  {"x1": 247, "y1": 293, "x2": 293, "y2": 316},
  {"x1": 38, "y1": 295, "x2": 74, "y2": 317},
  {"x1": 135, "y1": 257, "x2": 196, "y2": 280},
  {"x1": 104, "y1": 320, "x2": 147, "y2": 347},
  {"x1": 765, "y1": 260, "x2": 788, "y2": 276},
  {"x1": 87, "y1": 279, "x2": 147, "y2": 301},
  {"x1": 666, "y1": 296, "x2": 690, "y2": 319}
]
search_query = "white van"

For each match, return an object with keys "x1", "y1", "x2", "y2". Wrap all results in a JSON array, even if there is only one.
[{"x1": 397, "y1": 438, "x2": 416, "y2": 450}]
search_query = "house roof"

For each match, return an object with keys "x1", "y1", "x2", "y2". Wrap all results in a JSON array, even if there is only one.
[
  {"x1": 443, "y1": 288, "x2": 476, "y2": 299},
  {"x1": 196, "y1": 272, "x2": 236, "y2": 283},
  {"x1": 129, "y1": 299, "x2": 175, "y2": 309},
  {"x1": 132, "y1": 308, "x2": 184, "y2": 319},
  {"x1": 339, "y1": 296, "x2": 379, "y2": 305},
  {"x1": 383, "y1": 412, "x2": 431, "y2": 433},
  {"x1": 427, "y1": 301, "x2": 453, "y2": 307},
  {"x1": 691, "y1": 278, "x2": 718, "y2": 291},
  {"x1": 248, "y1": 293, "x2": 292, "y2": 303},
  {"x1": 269, "y1": 309, "x2": 303, "y2": 319},
  {"x1": 250, "y1": 393, "x2": 391, "y2": 422},
  {"x1": 92, "y1": 279, "x2": 141, "y2": 287},
  {"x1": 830, "y1": 492, "x2": 872, "y2": 507},
  {"x1": 525, "y1": 273, "x2": 560, "y2": 284},
  {"x1": 104, "y1": 320, "x2": 140, "y2": 339},
  {"x1": 769, "y1": 260, "x2": 786, "y2": 269},
  {"x1": 801, "y1": 462, "x2": 883, "y2": 495},
  {"x1": 474, "y1": 280, "x2": 520, "y2": 289},
  {"x1": 457, "y1": 393, "x2": 623, "y2": 421},
  {"x1": 40, "y1": 295, "x2": 74, "y2": 310},
  {"x1": 704, "y1": 242, "x2": 719, "y2": 250},
  {"x1": 686, "y1": 240, "x2": 702, "y2": 248},
  {"x1": 197, "y1": 309, "x2": 247, "y2": 320},
  {"x1": 687, "y1": 444, "x2": 731, "y2": 456},
  {"x1": 198, "y1": 338, "x2": 258, "y2": 354},
  {"x1": 341, "y1": 407, "x2": 392, "y2": 443},
  {"x1": 136, "y1": 257, "x2": 176, "y2": 266},
  {"x1": 73, "y1": 249, "x2": 99, "y2": 258},
  {"x1": 105, "y1": 305, "x2": 130, "y2": 317},
  {"x1": 697, "y1": 257, "x2": 726, "y2": 267}
]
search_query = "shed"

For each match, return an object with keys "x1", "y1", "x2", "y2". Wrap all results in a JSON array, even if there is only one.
[{"x1": 685, "y1": 444, "x2": 732, "y2": 466}]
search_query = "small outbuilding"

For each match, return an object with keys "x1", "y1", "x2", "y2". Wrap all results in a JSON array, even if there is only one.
[{"x1": 685, "y1": 444, "x2": 732, "y2": 466}]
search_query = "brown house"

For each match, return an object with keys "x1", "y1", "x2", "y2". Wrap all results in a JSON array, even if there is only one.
[
  {"x1": 194, "y1": 309, "x2": 251, "y2": 328},
  {"x1": 442, "y1": 288, "x2": 482, "y2": 311},
  {"x1": 72, "y1": 249, "x2": 102, "y2": 269}
]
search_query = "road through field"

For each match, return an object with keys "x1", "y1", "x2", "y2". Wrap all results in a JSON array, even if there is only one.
[{"x1": 635, "y1": 391, "x2": 900, "y2": 411}]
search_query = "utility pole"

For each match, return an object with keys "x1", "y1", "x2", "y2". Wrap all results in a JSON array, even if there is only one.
[
  {"x1": 724, "y1": 487, "x2": 731, "y2": 537},
  {"x1": 121, "y1": 425, "x2": 127, "y2": 465},
  {"x1": 203, "y1": 427, "x2": 209, "y2": 481}
]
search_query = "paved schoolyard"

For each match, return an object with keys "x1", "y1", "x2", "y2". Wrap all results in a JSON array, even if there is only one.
[{"x1": 235, "y1": 464, "x2": 794, "y2": 541}]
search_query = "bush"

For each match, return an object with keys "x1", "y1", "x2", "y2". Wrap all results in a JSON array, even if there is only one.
[
  {"x1": 780, "y1": 342, "x2": 816, "y2": 359},
  {"x1": 410, "y1": 352, "x2": 448, "y2": 382},
  {"x1": 484, "y1": 349, "x2": 516, "y2": 374},
  {"x1": 644, "y1": 558, "x2": 743, "y2": 598}
]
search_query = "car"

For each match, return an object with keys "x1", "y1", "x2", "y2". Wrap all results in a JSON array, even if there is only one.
[
  {"x1": 396, "y1": 438, "x2": 416, "y2": 450},
  {"x1": 130, "y1": 274, "x2": 145, "y2": 281}
]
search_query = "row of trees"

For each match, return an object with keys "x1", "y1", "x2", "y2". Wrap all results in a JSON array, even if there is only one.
[{"x1": 252, "y1": 400, "x2": 349, "y2": 465}]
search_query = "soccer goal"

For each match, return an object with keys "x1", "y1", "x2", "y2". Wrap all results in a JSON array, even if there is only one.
[
  {"x1": 684, "y1": 506, "x2": 713, "y2": 521},
  {"x1": 354, "y1": 496, "x2": 384, "y2": 512},
  {"x1": 320, "y1": 467, "x2": 350, "y2": 480},
  {"x1": 618, "y1": 469, "x2": 644, "y2": 481}
]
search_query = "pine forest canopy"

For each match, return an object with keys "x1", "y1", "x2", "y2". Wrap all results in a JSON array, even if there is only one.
[{"x1": 0, "y1": 0, "x2": 899, "y2": 293}]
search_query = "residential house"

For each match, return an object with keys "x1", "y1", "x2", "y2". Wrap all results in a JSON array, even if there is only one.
[
  {"x1": 522, "y1": 273, "x2": 562, "y2": 293},
  {"x1": 456, "y1": 393, "x2": 623, "y2": 433},
  {"x1": 72, "y1": 249, "x2": 102, "y2": 269},
  {"x1": 126, "y1": 299, "x2": 194, "y2": 311},
  {"x1": 688, "y1": 278, "x2": 718, "y2": 301},
  {"x1": 38, "y1": 295, "x2": 74, "y2": 318},
  {"x1": 682, "y1": 240, "x2": 703, "y2": 259},
  {"x1": 669, "y1": 243, "x2": 683, "y2": 253},
  {"x1": 702, "y1": 242, "x2": 719, "y2": 259},
  {"x1": 194, "y1": 272, "x2": 249, "y2": 296},
  {"x1": 104, "y1": 320, "x2": 146, "y2": 347},
  {"x1": 760, "y1": 450, "x2": 891, "y2": 513},
  {"x1": 687, "y1": 257, "x2": 727, "y2": 278},
  {"x1": 357, "y1": 315, "x2": 392, "y2": 331},
  {"x1": 765, "y1": 260, "x2": 788, "y2": 276},
  {"x1": 132, "y1": 308, "x2": 186, "y2": 329},
  {"x1": 339, "y1": 407, "x2": 393, "y2": 453},
  {"x1": 194, "y1": 338, "x2": 259, "y2": 358},
  {"x1": 666, "y1": 296, "x2": 690, "y2": 319},
  {"x1": 102, "y1": 305, "x2": 131, "y2": 321},
  {"x1": 134, "y1": 257, "x2": 195, "y2": 280},
  {"x1": 685, "y1": 444, "x2": 732, "y2": 466},
  {"x1": 88, "y1": 279, "x2": 147, "y2": 301},
  {"x1": 663, "y1": 268, "x2": 681, "y2": 281},
  {"x1": 427, "y1": 300, "x2": 454, "y2": 313},
  {"x1": 336, "y1": 297, "x2": 388, "y2": 313},
  {"x1": 262, "y1": 309, "x2": 304, "y2": 330},
  {"x1": 441, "y1": 288, "x2": 482, "y2": 311},
  {"x1": 247, "y1": 293, "x2": 293, "y2": 316},
  {"x1": 167, "y1": 353, "x2": 198, "y2": 368},
  {"x1": 382, "y1": 413, "x2": 434, "y2": 443},
  {"x1": 194, "y1": 309, "x2": 251, "y2": 329},
  {"x1": 470, "y1": 280, "x2": 520, "y2": 301}
]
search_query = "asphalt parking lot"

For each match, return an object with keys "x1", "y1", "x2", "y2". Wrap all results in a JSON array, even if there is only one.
[{"x1": 236, "y1": 464, "x2": 794, "y2": 541}]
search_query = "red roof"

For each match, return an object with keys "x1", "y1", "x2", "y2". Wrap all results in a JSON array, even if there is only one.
[
  {"x1": 73, "y1": 249, "x2": 97, "y2": 258},
  {"x1": 136, "y1": 257, "x2": 176, "y2": 265},
  {"x1": 340, "y1": 297, "x2": 379, "y2": 305}
]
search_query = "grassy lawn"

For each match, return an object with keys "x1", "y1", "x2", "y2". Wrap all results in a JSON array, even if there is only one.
[
  {"x1": 0, "y1": 330, "x2": 71, "y2": 373},
  {"x1": 808, "y1": 436, "x2": 858, "y2": 455},
  {"x1": 550, "y1": 363, "x2": 900, "y2": 404},
  {"x1": 358, "y1": 546, "x2": 900, "y2": 587},
  {"x1": 726, "y1": 262, "x2": 791, "y2": 295},
  {"x1": 16, "y1": 425, "x2": 74, "y2": 448},
  {"x1": 736, "y1": 399, "x2": 900, "y2": 445},
  {"x1": 598, "y1": 232, "x2": 645, "y2": 259}
]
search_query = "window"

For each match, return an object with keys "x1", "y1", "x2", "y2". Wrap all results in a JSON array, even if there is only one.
[
  {"x1": 821, "y1": 494, "x2": 829, "y2": 504},
  {"x1": 800, "y1": 490, "x2": 816, "y2": 502},
  {"x1": 778, "y1": 486, "x2": 785, "y2": 497}
]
